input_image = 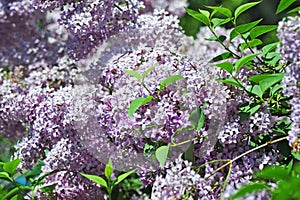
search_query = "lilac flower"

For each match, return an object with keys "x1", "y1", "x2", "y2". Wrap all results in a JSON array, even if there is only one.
[
  {"x1": 278, "y1": 14, "x2": 300, "y2": 152},
  {"x1": 151, "y1": 156, "x2": 202, "y2": 199},
  {"x1": 30, "y1": 0, "x2": 143, "y2": 60},
  {"x1": 140, "y1": 0, "x2": 188, "y2": 16},
  {"x1": 0, "y1": 2, "x2": 64, "y2": 66}
]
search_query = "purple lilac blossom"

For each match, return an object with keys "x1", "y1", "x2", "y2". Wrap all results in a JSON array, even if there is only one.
[
  {"x1": 278, "y1": 14, "x2": 300, "y2": 152},
  {"x1": 30, "y1": 0, "x2": 143, "y2": 60},
  {"x1": 140, "y1": 0, "x2": 187, "y2": 16},
  {"x1": 0, "y1": 1, "x2": 64, "y2": 66}
]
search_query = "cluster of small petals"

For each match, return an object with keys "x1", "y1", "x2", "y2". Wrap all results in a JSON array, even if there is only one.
[
  {"x1": 182, "y1": 27, "x2": 228, "y2": 61},
  {"x1": 247, "y1": 107, "x2": 273, "y2": 136},
  {"x1": 36, "y1": 171, "x2": 105, "y2": 200},
  {"x1": 277, "y1": 14, "x2": 300, "y2": 63},
  {"x1": 278, "y1": 14, "x2": 300, "y2": 150},
  {"x1": 0, "y1": 17, "x2": 64, "y2": 66},
  {"x1": 35, "y1": 138, "x2": 105, "y2": 199},
  {"x1": 91, "y1": 9, "x2": 186, "y2": 67},
  {"x1": 0, "y1": 0, "x2": 37, "y2": 18},
  {"x1": 56, "y1": 0, "x2": 142, "y2": 60},
  {"x1": 151, "y1": 156, "x2": 201, "y2": 199},
  {"x1": 141, "y1": 0, "x2": 187, "y2": 16},
  {"x1": 289, "y1": 98, "x2": 300, "y2": 151},
  {"x1": 13, "y1": 86, "x2": 74, "y2": 169},
  {"x1": 30, "y1": 0, "x2": 77, "y2": 11}
]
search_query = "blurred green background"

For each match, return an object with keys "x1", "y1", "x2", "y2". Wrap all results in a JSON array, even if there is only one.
[{"x1": 180, "y1": 0, "x2": 300, "y2": 41}]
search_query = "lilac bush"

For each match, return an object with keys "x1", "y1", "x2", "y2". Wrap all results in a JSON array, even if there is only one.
[{"x1": 0, "y1": 0, "x2": 300, "y2": 199}]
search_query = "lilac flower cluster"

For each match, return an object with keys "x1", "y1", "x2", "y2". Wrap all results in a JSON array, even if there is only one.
[
  {"x1": 0, "y1": 0, "x2": 296, "y2": 199},
  {"x1": 141, "y1": 0, "x2": 187, "y2": 16},
  {"x1": 30, "y1": 0, "x2": 143, "y2": 60},
  {"x1": 0, "y1": 1, "x2": 63, "y2": 66},
  {"x1": 278, "y1": 14, "x2": 300, "y2": 153}
]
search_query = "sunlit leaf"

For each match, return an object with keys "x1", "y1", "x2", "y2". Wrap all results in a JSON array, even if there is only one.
[
  {"x1": 159, "y1": 75, "x2": 184, "y2": 91},
  {"x1": 276, "y1": 0, "x2": 296, "y2": 14},
  {"x1": 186, "y1": 8, "x2": 209, "y2": 25},
  {"x1": 123, "y1": 69, "x2": 141, "y2": 81},
  {"x1": 214, "y1": 62, "x2": 233, "y2": 74},
  {"x1": 105, "y1": 158, "x2": 113, "y2": 180},
  {"x1": 250, "y1": 25, "x2": 278, "y2": 39},
  {"x1": 3, "y1": 158, "x2": 22, "y2": 175},
  {"x1": 128, "y1": 96, "x2": 153, "y2": 117},
  {"x1": 114, "y1": 169, "x2": 136, "y2": 185},
  {"x1": 234, "y1": 1, "x2": 262, "y2": 23},
  {"x1": 218, "y1": 78, "x2": 243, "y2": 88},
  {"x1": 205, "y1": 6, "x2": 232, "y2": 18},
  {"x1": 210, "y1": 52, "x2": 233, "y2": 63},
  {"x1": 81, "y1": 173, "x2": 107, "y2": 188},
  {"x1": 234, "y1": 53, "x2": 260, "y2": 72},
  {"x1": 156, "y1": 145, "x2": 170, "y2": 167}
]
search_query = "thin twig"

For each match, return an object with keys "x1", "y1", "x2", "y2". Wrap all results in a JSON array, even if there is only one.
[{"x1": 205, "y1": 136, "x2": 288, "y2": 179}]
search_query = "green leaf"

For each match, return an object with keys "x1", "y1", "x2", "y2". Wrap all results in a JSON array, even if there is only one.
[
  {"x1": 235, "y1": 19, "x2": 263, "y2": 34},
  {"x1": 255, "y1": 166, "x2": 289, "y2": 181},
  {"x1": 234, "y1": 53, "x2": 260, "y2": 72},
  {"x1": 199, "y1": 9, "x2": 210, "y2": 19},
  {"x1": 81, "y1": 173, "x2": 108, "y2": 188},
  {"x1": 250, "y1": 73, "x2": 285, "y2": 94},
  {"x1": 240, "y1": 39, "x2": 263, "y2": 51},
  {"x1": 205, "y1": 6, "x2": 232, "y2": 18},
  {"x1": 250, "y1": 25, "x2": 278, "y2": 39},
  {"x1": 40, "y1": 183, "x2": 58, "y2": 194},
  {"x1": 3, "y1": 158, "x2": 22, "y2": 175},
  {"x1": 218, "y1": 78, "x2": 243, "y2": 88},
  {"x1": 230, "y1": 19, "x2": 263, "y2": 41},
  {"x1": 292, "y1": 151, "x2": 300, "y2": 161},
  {"x1": 287, "y1": 6, "x2": 300, "y2": 14},
  {"x1": 128, "y1": 96, "x2": 153, "y2": 117},
  {"x1": 185, "y1": 8, "x2": 210, "y2": 26},
  {"x1": 105, "y1": 158, "x2": 113, "y2": 180},
  {"x1": 286, "y1": 159, "x2": 293, "y2": 174},
  {"x1": 189, "y1": 106, "x2": 205, "y2": 132},
  {"x1": 159, "y1": 75, "x2": 184, "y2": 91},
  {"x1": 239, "y1": 102, "x2": 261, "y2": 122},
  {"x1": 205, "y1": 35, "x2": 226, "y2": 42},
  {"x1": 0, "y1": 171, "x2": 13, "y2": 182},
  {"x1": 276, "y1": 0, "x2": 296, "y2": 14},
  {"x1": 262, "y1": 42, "x2": 280, "y2": 54},
  {"x1": 184, "y1": 144, "x2": 195, "y2": 163},
  {"x1": 265, "y1": 52, "x2": 282, "y2": 67},
  {"x1": 114, "y1": 169, "x2": 136, "y2": 185},
  {"x1": 142, "y1": 65, "x2": 156, "y2": 82},
  {"x1": 247, "y1": 85, "x2": 263, "y2": 98},
  {"x1": 156, "y1": 145, "x2": 170, "y2": 167},
  {"x1": 209, "y1": 52, "x2": 233, "y2": 63},
  {"x1": 0, "y1": 186, "x2": 31, "y2": 200},
  {"x1": 211, "y1": 18, "x2": 231, "y2": 27},
  {"x1": 11, "y1": 195, "x2": 18, "y2": 200},
  {"x1": 230, "y1": 182, "x2": 269, "y2": 200},
  {"x1": 123, "y1": 69, "x2": 141, "y2": 81},
  {"x1": 214, "y1": 62, "x2": 233, "y2": 74},
  {"x1": 234, "y1": 1, "x2": 262, "y2": 23}
]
